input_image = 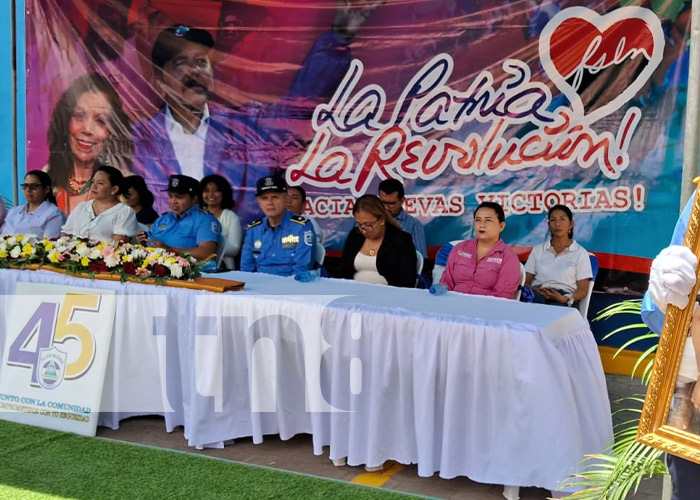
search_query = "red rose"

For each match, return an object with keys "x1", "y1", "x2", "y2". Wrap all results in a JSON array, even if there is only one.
[
  {"x1": 123, "y1": 262, "x2": 137, "y2": 275},
  {"x1": 88, "y1": 261, "x2": 109, "y2": 273},
  {"x1": 153, "y1": 264, "x2": 168, "y2": 277}
]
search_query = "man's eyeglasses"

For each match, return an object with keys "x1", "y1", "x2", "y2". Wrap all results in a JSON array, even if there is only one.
[
  {"x1": 355, "y1": 218, "x2": 380, "y2": 231},
  {"x1": 21, "y1": 183, "x2": 42, "y2": 191}
]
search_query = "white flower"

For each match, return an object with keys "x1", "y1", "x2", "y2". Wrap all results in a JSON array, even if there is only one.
[
  {"x1": 6, "y1": 236, "x2": 16, "y2": 247},
  {"x1": 88, "y1": 248, "x2": 101, "y2": 260},
  {"x1": 75, "y1": 243, "x2": 89, "y2": 257},
  {"x1": 9, "y1": 246, "x2": 21, "y2": 258},
  {"x1": 104, "y1": 254, "x2": 119, "y2": 268},
  {"x1": 131, "y1": 248, "x2": 147, "y2": 260},
  {"x1": 168, "y1": 264, "x2": 183, "y2": 278}
]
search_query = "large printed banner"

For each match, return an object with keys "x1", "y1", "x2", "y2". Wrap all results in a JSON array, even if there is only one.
[{"x1": 24, "y1": 0, "x2": 692, "y2": 262}]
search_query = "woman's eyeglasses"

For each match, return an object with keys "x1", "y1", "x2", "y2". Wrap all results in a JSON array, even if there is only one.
[
  {"x1": 20, "y1": 183, "x2": 42, "y2": 191},
  {"x1": 355, "y1": 218, "x2": 380, "y2": 231}
]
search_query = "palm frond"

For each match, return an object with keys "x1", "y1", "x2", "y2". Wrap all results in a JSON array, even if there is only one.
[
  {"x1": 593, "y1": 299, "x2": 643, "y2": 321},
  {"x1": 559, "y1": 299, "x2": 666, "y2": 499}
]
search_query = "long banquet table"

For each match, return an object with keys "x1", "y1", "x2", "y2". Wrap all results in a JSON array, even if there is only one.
[{"x1": 0, "y1": 268, "x2": 612, "y2": 492}]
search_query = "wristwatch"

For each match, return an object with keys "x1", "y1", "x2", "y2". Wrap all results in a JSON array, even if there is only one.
[{"x1": 565, "y1": 294, "x2": 574, "y2": 307}]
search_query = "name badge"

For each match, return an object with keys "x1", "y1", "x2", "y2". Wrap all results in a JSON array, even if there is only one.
[{"x1": 281, "y1": 234, "x2": 299, "y2": 248}]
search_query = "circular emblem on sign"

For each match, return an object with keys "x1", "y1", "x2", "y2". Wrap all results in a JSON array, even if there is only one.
[{"x1": 40, "y1": 361, "x2": 60, "y2": 388}]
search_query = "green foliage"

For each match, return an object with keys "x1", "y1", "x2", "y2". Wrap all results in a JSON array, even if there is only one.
[
  {"x1": 598, "y1": 299, "x2": 659, "y2": 384},
  {"x1": 560, "y1": 299, "x2": 666, "y2": 499}
]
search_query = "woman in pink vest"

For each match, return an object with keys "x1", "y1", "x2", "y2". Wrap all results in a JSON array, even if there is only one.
[{"x1": 440, "y1": 201, "x2": 520, "y2": 299}]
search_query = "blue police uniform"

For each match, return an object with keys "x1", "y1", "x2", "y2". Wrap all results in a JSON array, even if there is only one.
[
  {"x1": 241, "y1": 210, "x2": 316, "y2": 276},
  {"x1": 149, "y1": 204, "x2": 221, "y2": 249}
]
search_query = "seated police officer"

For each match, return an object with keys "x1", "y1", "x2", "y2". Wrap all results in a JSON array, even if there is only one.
[
  {"x1": 136, "y1": 175, "x2": 221, "y2": 261},
  {"x1": 240, "y1": 176, "x2": 316, "y2": 276}
]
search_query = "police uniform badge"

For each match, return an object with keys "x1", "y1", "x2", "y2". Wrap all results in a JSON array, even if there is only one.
[
  {"x1": 159, "y1": 223, "x2": 167, "y2": 230},
  {"x1": 304, "y1": 230, "x2": 314, "y2": 246},
  {"x1": 282, "y1": 234, "x2": 299, "y2": 248},
  {"x1": 246, "y1": 218, "x2": 263, "y2": 230},
  {"x1": 290, "y1": 215, "x2": 307, "y2": 225},
  {"x1": 254, "y1": 240, "x2": 262, "y2": 249}
]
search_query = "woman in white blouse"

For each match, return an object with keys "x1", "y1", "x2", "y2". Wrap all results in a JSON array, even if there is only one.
[
  {"x1": 200, "y1": 174, "x2": 242, "y2": 270},
  {"x1": 524, "y1": 204, "x2": 592, "y2": 306},
  {"x1": 61, "y1": 165, "x2": 137, "y2": 242},
  {"x1": 1, "y1": 170, "x2": 65, "y2": 238}
]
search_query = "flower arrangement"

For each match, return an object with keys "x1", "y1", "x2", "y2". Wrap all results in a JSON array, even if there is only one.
[{"x1": 0, "y1": 235, "x2": 202, "y2": 283}]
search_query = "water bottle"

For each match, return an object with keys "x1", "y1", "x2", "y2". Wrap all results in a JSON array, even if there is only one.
[
  {"x1": 295, "y1": 269, "x2": 320, "y2": 282},
  {"x1": 200, "y1": 261, "x2": 218, "y2": 273},
  {"x1": 520, "y1": 286, "x2": 535, "y2": 303},
  {"x1": 428, "y1": 283, "x2": 448, "y2": 295}
]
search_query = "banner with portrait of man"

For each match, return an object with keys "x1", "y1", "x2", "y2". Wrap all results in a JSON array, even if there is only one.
[{"x1": 23, "y1": 0, "x2": 693, "y2": 268}]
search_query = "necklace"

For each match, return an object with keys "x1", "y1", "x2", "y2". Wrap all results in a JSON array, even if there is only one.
[
  {"x1": 365, "y1": 239, "x2": 382, "y2": 256},
  {"x1": 68, "y1": 176, "x2": 93, "y2": 195}
]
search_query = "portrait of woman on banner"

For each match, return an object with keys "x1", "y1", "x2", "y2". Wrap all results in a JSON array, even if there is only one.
[{"x1": 45, "y1": 72, "x2": 133, "y2": 215}]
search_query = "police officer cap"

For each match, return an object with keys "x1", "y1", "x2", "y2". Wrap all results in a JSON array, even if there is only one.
[
  {"x1": 165, "y1": 175, "x2": 200, "y2": 195},
  {"x1": 152, "y1": 25, "x2": 215, "y2": 69},
  {"x1": 256, "y1": 176, "x2": 287, "y2": 196}
]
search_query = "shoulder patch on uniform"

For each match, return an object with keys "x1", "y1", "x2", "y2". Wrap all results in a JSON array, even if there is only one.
[
  {"x1": 290, "y1": 215, "x2": 308, "y2": 225},
  {"x1": 304, "y1": 230, "x2": 314, "y2": 246},
  {"x1": 246, "y1": 218, "x2": 263, "y2": 230}
]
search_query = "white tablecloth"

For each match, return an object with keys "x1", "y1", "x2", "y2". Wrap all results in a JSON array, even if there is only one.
[{"x1": 0, "y1": 269, "x2": 612, "y2": 491}]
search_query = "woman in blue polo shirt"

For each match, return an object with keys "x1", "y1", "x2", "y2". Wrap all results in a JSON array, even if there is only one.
[
  {"x1": 136, "y1": 175, "x2": 221, "y2": 262},
  {"x1": 1, "y1": 171, "x2": 65, "y2": 238}
]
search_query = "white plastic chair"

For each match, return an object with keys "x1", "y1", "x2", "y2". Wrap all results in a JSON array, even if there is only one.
[
  {"x1": 416, "y1": 250, "x2": 424, "y2": 275},
  {"x1": 514, "y1": 263, "x2": 526, "y2": 301},
  {"x1": 432, "y1": 239, "x2": 463, "y2": 284},
  {"x1": 315, "y1": 241, "x2": 326, "y2": 267},
  {"x1": 215, "y1": 233, "x2": 226, "y2": 270},
  {"x1": 577, "y1": 253, "x2": 599, "y2": 319}
]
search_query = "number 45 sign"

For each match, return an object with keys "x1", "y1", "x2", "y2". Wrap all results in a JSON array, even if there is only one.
[{"x1": 0, "y1": 282, "x2": 116, "y2": 436}]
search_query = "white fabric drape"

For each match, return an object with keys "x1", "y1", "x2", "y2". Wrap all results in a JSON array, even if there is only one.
[{"x1": 0, "y1": 269, "x2": 612, "y2": 491}]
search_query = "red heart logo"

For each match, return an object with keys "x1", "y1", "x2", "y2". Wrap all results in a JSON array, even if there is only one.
[{"x1": 539, "y1": 7, "x2": 664, "y2": 123}]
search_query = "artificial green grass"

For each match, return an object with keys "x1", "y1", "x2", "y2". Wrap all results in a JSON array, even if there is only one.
[{"x1": 0, "y1": 420, "x2": 419, "y2": 500}]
